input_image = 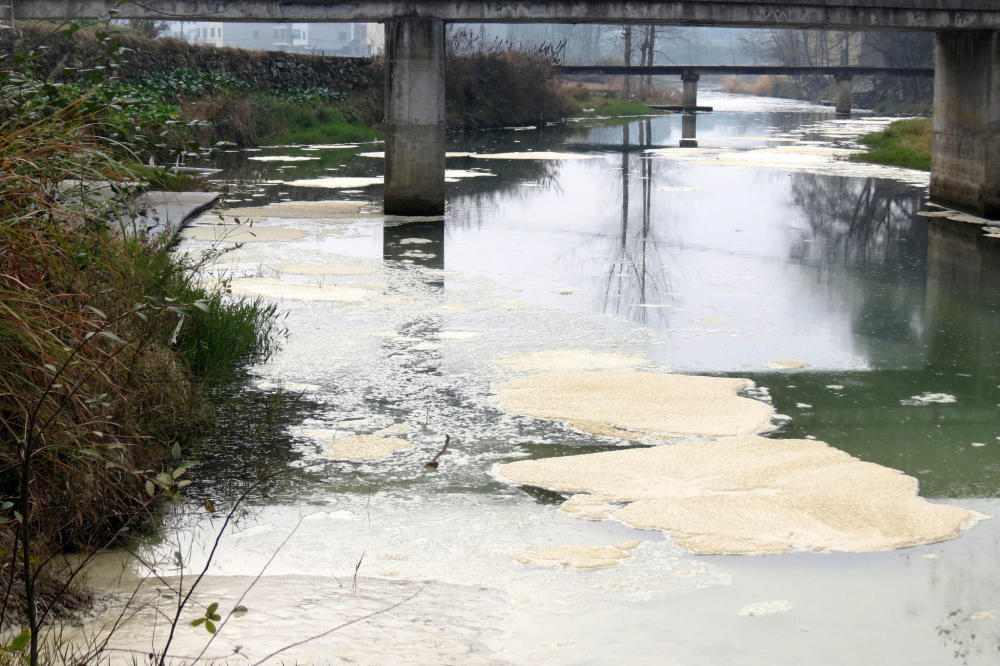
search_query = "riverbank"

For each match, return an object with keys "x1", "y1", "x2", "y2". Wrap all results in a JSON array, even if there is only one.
[
  {"x1": 0, "y1": 30, "x2": 284, "y2": 660},
  {"x1": 849, "y1": 117, "x2": 931, "y2": 171},
  {"x1": 5, "y1": 24, "x2": 665, "y2": 149}
]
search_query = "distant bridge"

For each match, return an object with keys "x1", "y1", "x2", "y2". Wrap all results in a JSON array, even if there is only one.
[
  {"x1": 14, "y1": 1, "x2": 1000, "y2": 218},
  {"x1": 557, "y1": 66, "x2": 935, "y2": 78},
  {"x1": 558, "y1": 65, "x2": 937, "y2": 113}
]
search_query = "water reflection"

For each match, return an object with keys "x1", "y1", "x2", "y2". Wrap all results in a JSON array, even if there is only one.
[
  {"x1": 602, "y1": 121, "x2": 672, "y2": 327},
  {"x1": 382, "y1": 219, "x2": 446, "y2": 375},
  {"x1": 741, "y1": 183, "x2": 1000, "y2": 498},
  {"x1": 680, "y1": 113, "x2": 698, "y2": 148}
]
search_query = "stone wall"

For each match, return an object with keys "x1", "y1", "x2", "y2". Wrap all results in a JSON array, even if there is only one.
[{"x1": 2, "y1": 25, "x2": 381, "y2": 92}]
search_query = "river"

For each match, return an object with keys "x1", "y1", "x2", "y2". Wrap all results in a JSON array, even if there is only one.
[{"x1": 79, "y1": 91, "x2": 1000, "y2": 665}]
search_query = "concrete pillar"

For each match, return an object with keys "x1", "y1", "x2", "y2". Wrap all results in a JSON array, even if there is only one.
[
  {"x1": 835, "y1": 74, "x2": 853, "y2": 115},
  {"x1": 680, "y1": 113, "x2": 698, "y2": 148},
  {"x1": 384, "y1": 18, "x2": 446, "y2": 216},
  {"x1": 681, "y1": 71, "x2": 699, "y2": 113},
  {"x1": 932, "y1": 30, "x2": 1000, "y2": 219}
]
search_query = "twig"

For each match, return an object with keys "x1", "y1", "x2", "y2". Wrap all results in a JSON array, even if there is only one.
[
  {"x1": 194, "y1": 516, "x2": 305, "y2": 662},
  {"x1": 352, "y1": 550, "x2": 365, "y2": 591},
  {"x1": 424, "y1": 434, "x2": 450, "y2": 470}
]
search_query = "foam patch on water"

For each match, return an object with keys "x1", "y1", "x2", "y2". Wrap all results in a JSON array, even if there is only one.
[
  {"x1": 227, "y1": 279, "x2": 383, "y2": 303},
  {"x1": 516, "y1": 541, "x2": 641, "y2": 570},
  {"x1": 180, "y1": 225, "x2": 309, "y2": 243},
  {"x1": 470, "y1": 151, "x2": 602, "y2": 161},
  {"x1": 359, "y1": 151, "x2": 476, "y2": 159},
  {"x1": 322, "y1": 435, "x2": 412, "y2": 461},
  {"x1": 279, "y1": 263, "x2": 379, "y2": 276},
  {"x1": 766, "y1": 360, "x2": 809, "y2": 370},
  {"x1": 901, "y1": 392, "x2": 957, "y2": 406},
  {"x1": 247, "y1": 155, "x2": 320, "y2": 162},
  {"x1": 219, "y1": 200, "x2": 372, "y2": 219},
  {"x1": 494, "y1": 369, "x2": 772, "y2": 437},
  {"x1": 738, "y1": 600, "x2": 793, "y2": 616},
  {"x1": 283, "y1": 176, "x2": 384, "y2": 189},
  {"x1": 497, "y1": 435, "x2": 986, "y2": 555}
]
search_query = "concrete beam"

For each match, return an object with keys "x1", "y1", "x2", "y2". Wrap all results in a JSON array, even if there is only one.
[
  {"x1": 383, "y1": 17, "x2": 446, "y2": 216},
  {"x1": 931, "y1": 30, "x2": 1000, "y2": 219},
  {"x1": 13, "y1": 1, "x2": 1000, "y2": 31}
]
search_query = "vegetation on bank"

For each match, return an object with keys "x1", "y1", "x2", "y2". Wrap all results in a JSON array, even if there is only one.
[
  {"x1": 721, "y1": 74, "x2": 806, "y2": 100},
  {"x1": 568, "y1": 93, "x2": 659, "y2": 118},
  {"x1": 850, "y1": 117, "x2": 932, "y2": 171},
  {"x1": 0, "y1": 25, "x2": 282, "y2": 662}
]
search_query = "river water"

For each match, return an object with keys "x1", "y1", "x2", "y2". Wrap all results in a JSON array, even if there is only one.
[{"x1": 80, "y1": 92, "x2": 1000, "y2": 664}]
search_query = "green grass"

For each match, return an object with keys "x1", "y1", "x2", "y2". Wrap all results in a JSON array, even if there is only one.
[
  {"x1": 569, "y1": 94, "x2": 658, "y2": 118},
  {"x1": 850, "y1": 117, "x2": 932, "y2": 171},
  {"x1": 257, "y1": 97, "x2": 382, "y2": 145}
]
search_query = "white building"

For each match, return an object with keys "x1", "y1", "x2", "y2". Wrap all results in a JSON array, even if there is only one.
[{"x1": 165, "y1": 21, "x2": 381, "y2": 56}]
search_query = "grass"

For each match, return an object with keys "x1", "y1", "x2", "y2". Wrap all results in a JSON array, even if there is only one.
[
  {"x1": 258, "y1": 100, "x2": 383, "y2": 145},
  {"x1": 850, "y1": 117, "x2": 932, "y2": 171},
  {"x1": 581, "y1": 98, "x2": 659, "y2": 117},
  {"x1": 565, "y1": 84, "x2": 666, "y2": 118}
]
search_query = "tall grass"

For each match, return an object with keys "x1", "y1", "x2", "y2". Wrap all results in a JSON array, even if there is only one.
[{"x1": 445, "y1": 29, "x2": 571, "y2": 129}]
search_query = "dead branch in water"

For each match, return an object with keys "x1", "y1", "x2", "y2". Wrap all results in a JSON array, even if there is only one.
[{"x1": 424, "y1": 435, "x2": 450, "y2": 470}]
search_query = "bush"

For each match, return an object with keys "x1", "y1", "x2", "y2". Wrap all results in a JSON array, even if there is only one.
[{"x1": 445, "y1": 29, "x2": 571, "y2": 129}]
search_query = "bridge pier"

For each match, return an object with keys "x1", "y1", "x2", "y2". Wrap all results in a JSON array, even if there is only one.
[
  {"x1": 835, "y1": 74, "x2": 853, "y2": 115},
  {"x1": 383, "y1": 18, "x2": 446, "y2": 216},
  {"x1": 932, "y1": 30, "x2": 1000, "y2": 219},
  {"x1": 681, "y1": 71, "x2": 700, "y2": 113}
]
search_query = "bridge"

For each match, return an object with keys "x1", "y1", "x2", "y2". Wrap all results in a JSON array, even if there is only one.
[
  {"x1": 557, "y1": 65, "x2": 936, "y2": 114},
  {"x1": 15, "y1": 1, "x2": 1000, "y2": 218}
]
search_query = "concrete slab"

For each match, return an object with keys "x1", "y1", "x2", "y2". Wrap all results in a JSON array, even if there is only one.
[{"x1": 126, "y1": 191, "x2": 221, "y2": 240}]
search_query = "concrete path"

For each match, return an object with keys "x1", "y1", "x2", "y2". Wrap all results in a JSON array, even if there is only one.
[{"x1": 127, "y1": 191, "x2": 221, "y2": 240}]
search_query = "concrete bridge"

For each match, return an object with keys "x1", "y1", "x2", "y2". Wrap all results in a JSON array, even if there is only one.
[
  {"x1": 16, "y1": 1, "x2": 1000, "y2": 218},
  {"x1": 558, "y1": 65, "x2": 936, "y2": 114}
]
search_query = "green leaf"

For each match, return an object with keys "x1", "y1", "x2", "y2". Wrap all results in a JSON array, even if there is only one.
[
  {"x1": 98, "y1": 330, "x2": 124, "y2": 344},
  {"x1": 8, "y1": 629, "x2": 29, "y2": 652},
  {"x1": 207, "y1": 602, "x2": 219, "y2": 615},
  {"x1": 191, "y1": 299, "x2": 211, "y2": 312},
  {"x1": 84, "y1": 305, "x2": 107, "y2": 319},
  {"x1": 171, "y1": 442, "x2": 181, "y2": 460},
  {"x1": 171, "y1": 466, "x2": 186, "y2": 479},
  {"x1": 2, "y1": 502, "x2": 13, "y2": 510},
  {"x1": 145, "y1": 480, "x2": 156, "y2": 497},
  {"x1": 190, "y1": 617, "x2": 205, "y2": 627},
  {"x1": 155, "y1": 472, "x2": 173, "y2": 486},
  {"x1": 205, "y1": 620, "x2": 216, "y2": 634}
]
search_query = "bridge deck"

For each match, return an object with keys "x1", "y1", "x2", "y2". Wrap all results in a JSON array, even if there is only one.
[{"x1": 14, "y1": 0, "x2": 1000, "y2": 31}]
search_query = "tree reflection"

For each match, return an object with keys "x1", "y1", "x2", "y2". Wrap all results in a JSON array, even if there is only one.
[
  {"x1": 788, "y1": 173, "x2": 925, "y2": 274},
  {"x1": 787, "y1": 173, "x2": 928, "y2": 368},
  {"x1": 602, "y1": 119, "x2": 672, "y2": 326}
]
